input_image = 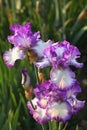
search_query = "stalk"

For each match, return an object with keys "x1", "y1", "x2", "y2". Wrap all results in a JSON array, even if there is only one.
[
  {"x1": 58, "y1": 122, "x2": 63, "y2": 130},
  {"x1": 49, "y1": 121, "x2": 52, "y2": 130}
]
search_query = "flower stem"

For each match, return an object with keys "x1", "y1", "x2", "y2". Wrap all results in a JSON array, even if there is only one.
[
  {"x1": 62, "y1": 122, "x2": 68, "y2": 130},
  {"x1": 33, "y1": 64, "x2": 39, "y2": 84},
  {"x1": 49, "y1": 121, "x2": 52, "y2": 130},
  {"x1": 58, "y1": 122, "x2": 63, "y2": 130},
  {"x1": 29, "y1": 100, "x2": 35, "y2": 110},
  {"x1": 41, "y1": 125, "x2": 45, "y2": 130}
]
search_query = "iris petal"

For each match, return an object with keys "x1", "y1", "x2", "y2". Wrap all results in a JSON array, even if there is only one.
[
  {"x1": 47, "y1": 101, "x2": 71, "y2": 122},
  {"x1": 27, "y1": 98, "x2": 50, "y2": 124},
  {"x1": 50, "y1": 68, "x2": 75, "y2": 90},
  {"x1": 3, "y1": 47, "x2": 25, "y2": 67}
]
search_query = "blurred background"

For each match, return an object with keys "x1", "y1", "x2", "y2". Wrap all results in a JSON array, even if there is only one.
[{"x1": 0, "y1": 0, "x2": 87, "y2": 130}]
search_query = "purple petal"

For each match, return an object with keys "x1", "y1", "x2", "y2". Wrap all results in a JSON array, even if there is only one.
[
  {"x1": 40, "y1": 40, "x2": 83, "y2": 68},
  {"x1": 67, "y1": 96, "x2": 85, "y2": 114},
  {"x1": 66, "y1": 81, "x2": 81, "y2": 98},
  {"x1": 60, "y1": 40, "x2": 83, "y2": 68},
  {"x1": 7, "y1": 22, "x2": 40, "y2": 49},
  {"x1": 9, "y1": 24, "x2": 21, "y2": 33}
]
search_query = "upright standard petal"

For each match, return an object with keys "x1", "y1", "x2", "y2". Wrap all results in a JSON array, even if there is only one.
[
  {"x1": 9, "y1": 24, "x2": 21, "y2": 33},
  {"x1": 3, "y1": 47, "x2": 25, "y2": 67},
  {"x1": 50, "y1": 68, "x2": 75, "y2": 90},
  {"x1": 8, "y1": 22, "x2": 40, "y2": 49},
  {"x1": 59, "y1": 40, "x2": 83, "y2": 68},
  {"x1": 35, "y1": 40, "x2": 83, "y2": 69}
]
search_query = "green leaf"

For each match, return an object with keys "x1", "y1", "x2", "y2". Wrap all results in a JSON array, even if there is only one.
[
  {"x1": 72, "y1": 26, "x2": 87, "y2": 43},
  {"x1": 76, "y1": 125, "x2": 79, "y2": 130},
  {"x1": 12, "y1": 102, "x2": 21, "y2": 130}
]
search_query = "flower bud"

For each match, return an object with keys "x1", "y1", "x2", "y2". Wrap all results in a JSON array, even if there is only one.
[{"x1": 21, "y1": 68, "x2": 31, "y2": 90}]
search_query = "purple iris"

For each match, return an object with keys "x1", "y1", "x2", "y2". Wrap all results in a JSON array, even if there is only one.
[
  {"x1": 34, "y1": 40, "x2": 83, "y2": 69},
  {"x1": 3, "y1": 22, "x2": 52, "y2": 67},
  {"x1": 27, "y1": 78, "x2": 85, "y2": 124},
  {"x1": 8, "y1": 22, "x2": 40, "y2": 49},
  {"x1": 3, "y1": 22, "x2": 40, "y2": 67},
  {"x1": 27, "y1": 80, "x2": 72, "y2": 124}
]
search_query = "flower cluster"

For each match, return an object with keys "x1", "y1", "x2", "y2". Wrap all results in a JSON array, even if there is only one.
[
  {"x1": 3, "y1": 23, "x2": 85, "y2": 125},
  {"x1": 27, "y1": 41, "x2": 85, "y2": 124}
]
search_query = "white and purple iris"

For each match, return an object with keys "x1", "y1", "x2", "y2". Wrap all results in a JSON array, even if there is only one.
[
  {"x1": 27, "y1": 78, "x2": 85, "y2": 124},
  {"x1": 26, "y1": 40, "x2": 84, "y2": 124},
  {"x1": 34, "y1": 40, "x2": 83, "y2": 69},
  {"x1": 3, "y1": 22, "x2": 52, "y2": 67}
]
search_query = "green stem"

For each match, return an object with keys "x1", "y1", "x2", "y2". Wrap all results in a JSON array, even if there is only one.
[
  {"x1": 49, "y1": 121, "x2": 52, "y2": 130},
  {"x1": 33, "y1": 64, "x2": 39, "y2": 84},
  {"x1": 58, "y1": 122, "x2": 63, "y2": 130},
  {"x1": 62, "y1": 122, "x2": 68, "y2": 130},
  {"x1": 29, "y1": 100, "x2": 35, "y2": 110},
  {"x1": 11, "y1": 0, "x2": 16, "y2": 23},
  {"x1": 54, "y1": 0, "x2": 66, "y2": 40},
  {"x1": 41, "y1": 125, "x2": 45, "y2": 130}
]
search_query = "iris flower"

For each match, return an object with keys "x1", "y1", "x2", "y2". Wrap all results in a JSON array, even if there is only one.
[
  {"x1": 34, "y1": 40, "x2": 83, "y2": 69},
  {"x1": 27, "y1": 78, "x2": 85, "y2": 124},
  {"x1": 3, "y1": 23, "x2": 52, "y2": 67}
]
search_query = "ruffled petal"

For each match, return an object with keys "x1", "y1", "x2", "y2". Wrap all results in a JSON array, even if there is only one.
[
  {"x1": 37, "y1": 97, "x2": 49, "y2": 109},
  {"x1": 3, "y1": 47, "x2": 26, "y2": 67},
  {"x1": 7, "y1": 23, "x2": 40, "y2": 49},
  {"x1": 47, "y1": 101, "x2": 71, "y2": 122},
  {"x1": 67, "y1": 96, "x2": 85, "y2": 114},
  {"x1": 50, "y1": 68, "x2": 75, "y2": 90},
  {"x1": 66, "y1": 81, "x2": 81, "y2": 98},
  {"x1": 60, "y1": 40, "x2": 83, "y2": 68},
  {"x1": 9, "y1": 24, "x2": 21, "y2": 33},
  {"x1": 27, "y1": 98, "x2": 50, "y2": 124},
  {"x1": 69, "y1": 59, "x2": 83, "y2": 68},
  {"x1": 32, "y1": 40, "x2": 52, "y2": 58},
  {"x1": 34, "y1": 58, "x2": 50, "y2": 69}
]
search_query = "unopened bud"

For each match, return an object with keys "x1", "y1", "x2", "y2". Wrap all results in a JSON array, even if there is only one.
[{"x1": 21, "y1": 68, "x2": 31, "y2": 90}]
